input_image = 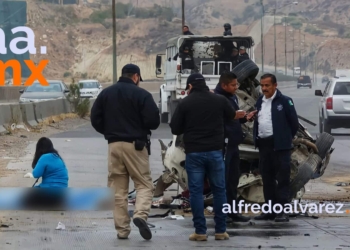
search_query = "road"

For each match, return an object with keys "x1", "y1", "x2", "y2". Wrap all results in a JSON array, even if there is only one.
[{"x1": 1, "y1": 84, "x2": 350, "y2": 249}]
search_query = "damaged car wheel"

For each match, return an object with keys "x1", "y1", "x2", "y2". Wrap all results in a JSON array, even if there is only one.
[
  {"x1": 315, "y1": 132, "x2": 334, "y2": 159},
  {"x1": 289, "y1": 154, "x2": 322, "y2": 201}
]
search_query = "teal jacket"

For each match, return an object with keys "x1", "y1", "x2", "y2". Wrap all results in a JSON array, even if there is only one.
[{"x1": 33, "y1": 153, "x2": 68, "y2": 188}]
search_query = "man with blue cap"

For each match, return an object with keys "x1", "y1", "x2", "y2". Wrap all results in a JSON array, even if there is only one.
[
  {"x1": 91, "y1": 63, "x2": 160, "y2": 241},
  {"x1": 170, "y1": 73, "x2": 240, "y2": 241}
]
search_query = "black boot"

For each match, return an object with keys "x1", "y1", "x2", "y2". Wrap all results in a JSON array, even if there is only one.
[
  {"x1": 254, "y1": 212, "x2": 276, "y2": 221},
  {"x1": 229, "y1": 213, "x2": 251, "y2": 222},
  {"x1": 275, "y1": 212, "x2": 289, "y2": 222}
]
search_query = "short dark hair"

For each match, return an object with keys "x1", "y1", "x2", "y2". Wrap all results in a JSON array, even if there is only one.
[
  {"x1": 219, "y1": 72, "x2": 237, "y2": 85},
  {"x1": 122, "y1": 73, "x2": 137, "y2": 79},
  {"x1": 260, "y1": 73, "x2": 277, "y2": 84}
]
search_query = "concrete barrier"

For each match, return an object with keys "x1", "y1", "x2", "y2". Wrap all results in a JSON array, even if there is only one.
[
  {"x1": 0, "y1": 98, "x2": 95, "y2": 134},
  {"x1": 33, "y1": 99, "x2": 69, "y2": 123},
  {"x1": 0, "y1": 104, "x2": 25, "y2": 132},
  {"x1": 19, "y1": 103, "x2": 37, "y2": 127},
  {"x1": 0, "y1": 105, "x2": 12, "y2": 133},
  {"x1": 0, "y1": 86, "x2": 23, "y2": 102}
]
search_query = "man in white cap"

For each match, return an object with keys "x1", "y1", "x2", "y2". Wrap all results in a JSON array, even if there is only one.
[{"x1": 239, "y1": 46, "x2": 250, "y2": 61}]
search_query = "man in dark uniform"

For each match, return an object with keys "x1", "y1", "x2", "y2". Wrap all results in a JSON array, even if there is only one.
[
  {"x1": 90, "y1": 64, "x2": 160, "y2": 240},
  {"x1": 173, "y1": 47, "x2": 195, "y2": 72},
  {"x1": 214, "y1": 72, "x2": 257, "y2": 222},
  {"x1": 230, "y1": 48, "x2": 240, "y2": 69},
  {"x1": 183, "y1": 25, "x2": 194, "y2": 35},
  {"x1": 253, "y1": 73, "x2": 299, "y2": 222},
  {"x1": 170, "y1": 73, "x2": 243, "y2": 241},
  {"x1": 239, "y1": 46, "x2": 250, "y2": 61},
  {"x1": 223, "y1": 23, "x2": 232, "y2": 36}
]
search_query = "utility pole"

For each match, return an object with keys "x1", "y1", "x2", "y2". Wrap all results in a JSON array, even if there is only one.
[
  {"x1": 285, "y1": 17, "x2": 287, "y2": 75},
  {"x1": 182, "y1": 0, "x2": 185, "y2": 32},
  {"x1": 299, "y1": 29, "x2": 301, "y2": 68},
  {"x1": 112, "y1": 0, "x2": 117, "y2": 84},
  {"x1": 260, "y1": 0, "x2": 264, "y2": 73},
  {"x1": 273, "y1": 8, "x2": 276, "y2": 75},
  {"x1": 292, "y1": 29, "x2": 295, "y2": 77},
  {"x1": 304, "y1": 34, "x2": 306, "y2": 75}
]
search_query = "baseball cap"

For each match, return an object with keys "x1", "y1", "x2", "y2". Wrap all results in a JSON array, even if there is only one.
[
  {"x1": 185, "y1": 73, "x2": 206, "y2": 90},
  {"x1": 121, "y1": 64, "x2": 143, "y2": 81},
  {"x1": 239, "y1": 46, "x2": 246, "y2": 50}
]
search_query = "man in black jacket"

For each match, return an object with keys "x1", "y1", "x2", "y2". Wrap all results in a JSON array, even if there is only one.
[
  {"x1": 223, "y1": 23, "x2": 233, "y2": 36},
  {"x1": 90, "y1": 64, "x2": 160, "y2": 240},
  {"x1": 183, "y1": 25, "x2": 194, "y2": 35},
  {"x1": 253, "y1": 73, "x2": 299, "y2": 222},
  {"x1": 214, "y1": 72, "x2": 257, "y2": 223},
  {"x1": 170, "y1": 73, "x2": 246, "y2": 241}
]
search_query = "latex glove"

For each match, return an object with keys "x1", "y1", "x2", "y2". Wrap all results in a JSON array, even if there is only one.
[{"x1": 24, "y1": 172, "x2": 34, "y2": 178}]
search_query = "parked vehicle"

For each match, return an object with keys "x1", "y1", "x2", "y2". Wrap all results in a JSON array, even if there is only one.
[
  {"x1": 294, "y1": 67, "x2": 301, "y2": 76},
  {"x1": 315, "y1": 77, "x2": 350, "y2": 134},
  {"x1": 78, "y1": 79, "x2": 102, "y2": 98},
  {"x1": 19, "y1": 80, "x2": 70, "y2": 103},
  {"x1": 297, "y1": 75, "x2": 312, "y2": 89},
  {"x1": 155, "y1": 35, "x2": 256, "y2": 123}
]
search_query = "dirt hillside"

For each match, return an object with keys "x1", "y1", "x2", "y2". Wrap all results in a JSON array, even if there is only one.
[{"x1": 22, "y1": 0, "x2": 350, "y2": 82}]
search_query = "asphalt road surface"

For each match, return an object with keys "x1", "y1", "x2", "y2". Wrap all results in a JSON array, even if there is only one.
[{"x1": 1, "y1": 82, "x2": 350, "y2": 249}]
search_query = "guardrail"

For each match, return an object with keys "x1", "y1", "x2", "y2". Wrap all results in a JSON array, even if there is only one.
[{"x1": 0, "y1": 98, "x2": 96, "y2": 133}]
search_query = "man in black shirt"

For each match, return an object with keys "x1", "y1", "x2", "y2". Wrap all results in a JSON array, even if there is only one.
[
  {"x1": 170, "y1": 73, "x2": 246, "y2": 241},
  {"x1": 214, "y1": 72, "x2": 257, "y2": 223},
  {"x1": 90, "y1": 64, "x2": 160, "y2": 240},
  {"x1": 183, "y1": 25, "x2": 194, "y2": 35}
]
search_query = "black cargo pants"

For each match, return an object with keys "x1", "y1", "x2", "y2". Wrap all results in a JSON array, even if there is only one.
[
  {"x1": 224, "y1": 143, "x2": 240, "y2": 211},
  {"x1": 257, "y1": 136, "x2": 291, "y2": 208}
]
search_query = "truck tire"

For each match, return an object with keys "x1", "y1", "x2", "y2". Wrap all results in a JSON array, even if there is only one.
[
  {"x1": 289, "y1": 154, "x2": 321, "y2": 201},
  {"x1": 315, "y1": 132, "x2": 334, "y2": 159},
  {"x1": 231, "y1": 59, "x2": 259, "y2": 83}
]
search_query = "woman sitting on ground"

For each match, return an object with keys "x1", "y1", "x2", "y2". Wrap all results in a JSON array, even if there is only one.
[{"x1": 26, "y1": 137, "x2": 69, "y2": 188}]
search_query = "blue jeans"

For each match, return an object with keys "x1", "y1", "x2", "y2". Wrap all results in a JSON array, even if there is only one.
[{"x1": 185, "y1": 150, "x2": 227, "y2": 234}]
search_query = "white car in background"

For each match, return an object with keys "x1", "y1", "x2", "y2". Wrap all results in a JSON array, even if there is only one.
[
  {"x1": 78, "y1": 79, "x2": 102, "y2": 98},
  {"x1": 315, "y1": 77, "x2": 350, "y2": 133}
]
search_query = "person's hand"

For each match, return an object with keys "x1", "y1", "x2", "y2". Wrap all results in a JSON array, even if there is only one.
[
  {"x1": 210, "y1": 90, "x2": 214, "y2": 93},
  {"x1": 24, "y1": 172, "x2": 34, "y2": 178},
  {"x1": 246, "y1": 110, "x2": 258, "y2": 121},
  {"x1": 234, "y1": 110, "x2": 246, "y2": 119}
]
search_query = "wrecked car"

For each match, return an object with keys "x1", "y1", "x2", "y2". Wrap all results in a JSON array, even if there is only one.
[{"x1": 152, "y1": 59, "x2": 335, "y2": 207}]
